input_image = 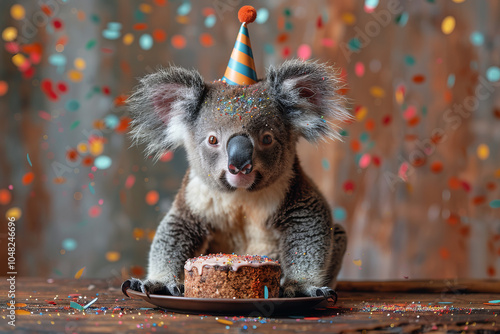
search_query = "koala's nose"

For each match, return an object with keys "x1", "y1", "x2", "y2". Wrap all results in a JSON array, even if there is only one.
[{"x1": 227, "y1": 135, "x2": 253, "y2": 175}]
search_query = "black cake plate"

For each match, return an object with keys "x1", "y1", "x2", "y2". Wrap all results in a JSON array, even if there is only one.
[{"x1": 122, "y1": 281, "x2": 335, "y2": 316}]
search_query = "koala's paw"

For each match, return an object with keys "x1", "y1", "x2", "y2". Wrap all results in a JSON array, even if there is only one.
[
  {"x1": 314, "y1": 286, "x2": 338, "y2": 303},
  {"x1": 122, "y1": 277, "x2": 183, "y2": 297},
  {"x1": 279, "y1": 283, "x2": 337, "y2": 303}
]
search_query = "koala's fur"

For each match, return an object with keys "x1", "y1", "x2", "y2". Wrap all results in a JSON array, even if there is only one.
[{"x1": 124, "y1": 60, "x2": 351, "y2": 298}]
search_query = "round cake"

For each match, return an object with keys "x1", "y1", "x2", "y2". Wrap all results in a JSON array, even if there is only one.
[{"x1": 184, "y1": 253, "x2": 281, "y2": 299}]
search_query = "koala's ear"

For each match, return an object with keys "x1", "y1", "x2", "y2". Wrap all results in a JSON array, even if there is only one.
[
  {"x1": 266, "y1": 59, "x2": 351, "y2": 142},
  {"x1": 128, "y1": 66, "x2": 205, "y2": 158}
]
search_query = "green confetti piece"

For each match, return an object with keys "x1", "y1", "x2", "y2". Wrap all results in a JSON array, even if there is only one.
[
  {"x1": 53, "y1": 268, "x2": 63, "y2": 276},
  {"x1": 86, "y1": 39, "x2": 97, "y2": 50},
  {"x1": 348, "y1": 38, "x2": 361, "y2": 51},
  {"x1": 70, "y1": 301, "x2": 84, "y2": 311},
  {"x1": 490, "y1": 199, "x2": 500, "y2": 208},
  {"x1": 283, "y1": 8, "x2": 292, "y2": 17},
  {"x1": 90, "y1": 14, "x2": 100, "y2": 23},
  {"x1": 70, "y1": 120, "x2": 80, "y2": 130},
  {"x1": 404, "y1": 55, "x2": 415, "y2": 66}
]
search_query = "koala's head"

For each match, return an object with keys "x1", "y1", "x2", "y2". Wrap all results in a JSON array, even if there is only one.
[{"x1": 128, "y1": 60, "x2": 350, "y2": 192}]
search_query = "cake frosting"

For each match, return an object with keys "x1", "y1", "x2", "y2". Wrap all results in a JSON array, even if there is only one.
[{"x1": 184, "y1": 253, "x2": 280, "y2": 275}]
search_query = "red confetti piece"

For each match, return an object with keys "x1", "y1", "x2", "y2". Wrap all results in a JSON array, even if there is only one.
[
  {"x1": 487, "y1": 266, "x2": 496, "y2": 277},
  {"x1": 66, "y1": 148, "x2": 79, "y2": 162},
  {"x1": 153, "y1": 29, "x2": 167, "y2": 42},
  {"x1": 52, "y1": 18, "x2": 63, "y2": 30},
  {"x1": 41, "y1": 79, "x2": 58, "y2": 101},
  {"x1": 88, "y1": 205, "x2": 102, "y2": 218},
  {"x1": 200, "y1": 33, "x2": 214, "y2": 47},
  {"x1": 102, "y1": 86, "x2": 111, "y2": 95},
  {"x1": 125, "y1": 175, "x2": 135, "y2": 189},
  {"x1": 343, "y1": 180, "x2": 355, "y2": 193},
  {"x1": 430, "y1": 161, "x2": 443, "y2": 173},
  {"x1": 82, "y1": 156, "x2": 94, "y2": 167},
  {"x1": 115, "y1": 116, "x2": 131, "y2": 133},
  {"x1": 365, "y1": 119, "x2": 375, "y2": 131},
  {"x1": 446, "y1": 213, "x2": 459, "y2": 225},
  {"x1": 160, "y1": 151, "x2": 174, "y2": 162},
  {"x1": 133, "y1": 23, "x2": 148, "y2": 30},
  {"x1": 22, "y1": 172, "x2": 34, "y2": 185},
  {"x1": 412, "y1": 74, "x2": 425, "y2": 83},
  {"x1": 41, "y1": 4, "x2": 52, "y2": 16},
  {"x1": 57, "y1": 81, "x2": 68, "y2": 93},
  {"x1": 472, "y1": 196, "x2": 486, "y2": 206},
  {"x1": 448, "y1": 177, "x2": 461, "y2": 190},
  {"x1": 382, "y1": 114, "x2": 392, "y2": 125},
  {"x1": 316, "y1": 16, "x2": 323, "y2": 28},
  {"x1": 276, "y1": 33, "x2": 288, "y2": 44},
  {"x1": 372, "y1": 155, "x2": 381, "y2": 167},
  {"x1": 146, "y1": 190, "x2": 159, "y2": 205},
  {"x1": 350, "y1": 139, "x2": 361, "y2": 152},
  {"x1": 439, "y1": 247, "x2": 450, "y2": 260}
]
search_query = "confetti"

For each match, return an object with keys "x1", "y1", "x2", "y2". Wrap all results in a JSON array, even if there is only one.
[
  {"x1": 106, "y1": 251, "x2": 121, "y2": 262},
  {"x1": 171, "y1": 35, "x2": 186, "y2": 49},
  {"x1": 10, "y1": 4, "x2": 25, "y2": 20},
  {"x1": 0, "y1": 189, "x2": 12, "y2": 205},
  {"x1": 27, "y1": 153, "x2": 32, "y2": 167},
  {"x1": 470, "y1": 31, "x2": 484, "y2": 46},
  {"x1": 88, "y1": 205, "x2": 102, "y2": 218},
  {"x1": 62, "y1": 238, "x2": 77, "y2": 251},
  {"x1": 333, "y1": 207, "x2": 346, "y2": 221},
  {"x1": 297, "y1": 44, "x2": 311, "y2": 60},
  {"x1": 217, "y1": 319, "x2": 233, "y2": 325},
  {"x1": 486, "y1": 66, "x2": 500, "y2": 82},
  {"x1": 146, "y1": 190, "x2": 159, "y2": 205},
  {"x1": 441, "y1": 16, "x2": 456, "y2": 35},
  {"x1": 94, "y1": 155, "x2": 112, "y2": 169},
  {"x1": 70, "y1": 301, "x2": 84, "y2": 311},
  {"x1": 22, "y1": 172, "x2": 34, "y2": 185},
  {"x1": 74, "y1": 267, "x2": 85, "y2": 279},
  {"x1": 476, "y1": 144, "x2": 489, "y2": 160},
  {"x1": 2, "y1": 27, "x2": 17, "y2": 42},
  {"x1": 139, "y1": 33, "x2": 153, "y2": 50},
  {"x1": 490, "y1": 200, "x2": 500, "y2": 209},
  {"x1": 0, "y1": 81, "x2": 8, "y2": 96},
  {"x1": 353, "y1": 259, "x2": 362, "y2": 266},
  {"x1": 6, "y1": 207, "x2": 21, "y2": 220},
  {"x1": 264, "y1": 285, "x2": 269, "y2": 299}
]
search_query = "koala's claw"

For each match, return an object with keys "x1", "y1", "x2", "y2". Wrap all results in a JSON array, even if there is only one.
[
  {"x1": 315, "y1": 287, "x2": 338, "y2": 303},
  {"x1": 122, "y1": 277, "x2": 183, "y2": 297}
]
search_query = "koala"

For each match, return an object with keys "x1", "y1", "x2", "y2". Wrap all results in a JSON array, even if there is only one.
[{"x1": 122, "y1": 59, "x2": 350, "y2": 299}]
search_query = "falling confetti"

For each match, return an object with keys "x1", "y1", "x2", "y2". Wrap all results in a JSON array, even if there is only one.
[
  {"x1": 6, "y1": 207, "x2": 21, "y2": 220},
  {"x1": 441, "y1": 16, "x2": 456, "y2": 35},
  {"x1": 74, "y1": 267, "x2": 85, "y2": 279},
  {"x1": 146, "y1": 190, "x2": 159, "y2": 206}
]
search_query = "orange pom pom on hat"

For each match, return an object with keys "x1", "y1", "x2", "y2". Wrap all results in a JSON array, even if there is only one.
[{"x1": 222, "y1": 6, "x2": 258, "y2": 86}]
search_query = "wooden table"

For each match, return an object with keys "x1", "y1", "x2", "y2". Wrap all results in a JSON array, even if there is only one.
[{"x1": 1, "y1": 277, "x2": 499, "y2": 333}]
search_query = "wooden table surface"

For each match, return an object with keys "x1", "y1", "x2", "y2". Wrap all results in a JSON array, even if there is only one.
[{"x1": 1, "y1": 277, "x2": 499, "y2": 333}]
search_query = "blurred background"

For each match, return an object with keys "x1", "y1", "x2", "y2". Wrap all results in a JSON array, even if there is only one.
[{"x1": 0, "y1": 0, "x2": 499, "y2": 282}]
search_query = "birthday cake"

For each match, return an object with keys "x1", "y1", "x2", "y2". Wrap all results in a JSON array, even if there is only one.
[{"x1": 184, "y1": 254, "x2": 281, "y2": 299}]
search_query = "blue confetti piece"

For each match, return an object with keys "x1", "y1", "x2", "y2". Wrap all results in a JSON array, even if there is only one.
[
  {"x1": 65, "y1": 99, "x2": 80, "y2": 112},
  {"x1": 62, "y1": 238, "x2": 77, "y2": 251},
  {"x1": 396, "y1": 12, "x2": 409, "y2": 26},
  {"x1": 322, "y1": 159, "x2": 330, "y2": 170},
  {"x1": 204, "y1": 14, "x2": 216, "y2": 28},
  {"x1": 83, "y1": 297, "x2": 98, "y2": 309},
  {"x1": 438, "y1": 302, "x2": 452, "y2": 304},
  {"x1": 104, "y1": 115, "x2": 119, "y2": 129},
  {"x1": 94, "y1": 155, "x2": 112, "y2": 170},
  {"x1": 488, "y1": 300, "x2": 500, "y2": 303},
  {"x1": 333, "y1": 207, "x2": 347, "y2": 222},
  {"x1": 256, "y1": 8, "x2": 269, "y2": 24},
  {"x1": 490, "y1": 200, "x2": 500, "y2": 209},
  {"x1": 89, "y1": 182, "x2": 95, "y2": 194},
  {"x1": 486, "y1": 66, "x2": 500, "y2": 82},
  {"x1": 107, "y1": 22, "x2": 122, "y2": 31},
  {"x1": 102, "y1": 29, "x2": 120, "y2": 40},
  {"x1": 139, "y1": 34, "x2": 153, "y2": 50},
  {"x1": 447, "y1": 74, "x2": 455, "y2": 88},
  {"x1": 177, "y1": 1, "x2": 191, "y2": 16},
  {"x1": 264, "y1": 286, "x2": 268, "y2": 299},
  {"x1": 48, "y1": 54, "x2": 66, "y2": 66},
  {"x1": 70, "y1": 301, "x2": 84, "y2": 311},
  {"x1": 27, "y1": 153, "x2": 32, "y2": 167},
  {"x1": 470, "y1": 31, "x2": 484, "y2": 46}
]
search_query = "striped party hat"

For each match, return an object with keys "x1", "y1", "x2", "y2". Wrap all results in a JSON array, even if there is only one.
[{"x1": 222, "y1": 6, "x2": 258, "y2": 85}]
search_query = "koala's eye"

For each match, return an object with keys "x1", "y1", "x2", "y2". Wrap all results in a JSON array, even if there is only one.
[
  {"x1": 208, "y1": 135, "x2": 219, "y2": 145},
  {"x1": 262, "y1": 134, "x2": 273, "y2": 146}
]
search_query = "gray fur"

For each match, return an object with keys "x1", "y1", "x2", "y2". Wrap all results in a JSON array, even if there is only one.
[{"x1": 126, "y1": 59, "x2": 350, "y2": 298}]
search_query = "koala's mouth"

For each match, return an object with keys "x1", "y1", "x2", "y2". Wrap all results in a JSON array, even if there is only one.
[{"x1": 220, "y1": 170, "x2": 262, "y2": 191}]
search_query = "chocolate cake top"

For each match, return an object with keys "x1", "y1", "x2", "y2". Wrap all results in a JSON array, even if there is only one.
[{"x1": 184, "y1": 253, "x2": 280, "y2": 275}]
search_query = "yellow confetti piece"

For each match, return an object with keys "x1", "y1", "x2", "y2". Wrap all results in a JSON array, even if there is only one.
[
  {"x1": 477, "y1": 144, "x2": 489, "y2": 160},
  {"x1": 341, "y1": 13, "x2": 356, "y2": 25},
  {"x1": 395, "y1": 87, "x2": 405, "y2": 105},
  {"x1": 139, "y1": 3, "x2": 153, "y2": 13},
  {"x1": 74, "y1": 58, "x2": 86, "y2": 70},
  {"x1": 356, "y1": 106, "x2": 368, "y2": 121},
  {"x1": 123, "y1": 33, "x2": 134, "y2": 45},
  {"x1": 353, "y1": 259, "x2": 362, "y2": 266},
  {"x1": 6, "y1": 207, "x2": 22, "y2": 220},
  {"x1": 74, "y1": 267, "x2": 85, "y2": 279},
  {"x1": 106, "y1": 251, "x2": 121, "y2": 262},
  {"x1": 10, "y1": 4, "x2": 25, "y2": 20},
  {"x1": 495, "y1": 169, "x2": 500, "y2": 179},
  {"x1": 370, "y1": 86, "x2": 385, "y2": 98},
  {"x1": 2, "y1": 27, "x2": 18, "y2": 42},
  {"x1": 15, "y1": 310, "x2": 31, "y2": 315},
  {"x1": 217, "y1": 319, "x2": 233, "y2": 325},
  {"x1": 452, "y1": 0, "x2": 465, "y2": 2},
  {"x1": 89, "y1": 140, "x2": 104, "y2": 156},
  {"x1": 176, "y1": 15, "x2": 189, "y2": 24},
  {"x1": 441, "y1": 16, "x2": 456, "y2": 35},
  {"x1": 68, "y1": 70, "x2": 83, "y2": 82},
  {"x1": 77, "y1": 142, "x2": 88, "y2": 154},
  {"x1": 12, "y1": 53, "x2": 26, "y2": 67}
]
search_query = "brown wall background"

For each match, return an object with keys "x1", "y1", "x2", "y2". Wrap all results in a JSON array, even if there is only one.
[{"x1": 0, "y1": 0, "x2": 499, "y2": 280}]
